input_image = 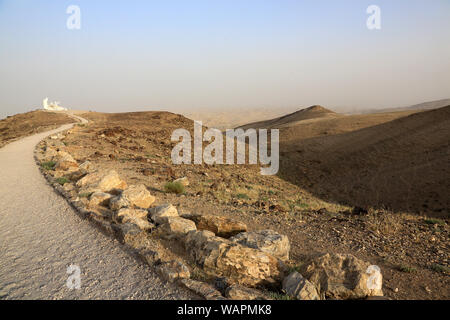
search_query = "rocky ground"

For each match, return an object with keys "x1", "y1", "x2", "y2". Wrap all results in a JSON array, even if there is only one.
[
  {"x1": 0, "y1": 110, "x2": 75, "y2": 148},
  {"x1": 0, "y1": 123, "x2": 195, "y2": 300},
  {"x1": 36, "y1": 111, "x2": 449, "y2": 300}
]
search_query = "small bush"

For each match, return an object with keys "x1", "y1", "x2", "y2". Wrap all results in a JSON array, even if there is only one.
[
  {"x1": 164, "y1": 182, "x2": 185, "y2": 194},
  {"x1": 79, "y1": 192, "x2": 93, "y2": 198},
  {"x1": 424, "y1": 218, "x2": 445, "y2": 226},
  {"x1": 431, "y1": 264, "x2": 449, "y2": 274},
  {"x1": 267, "y1": 291, "x2": 293, "y2": 300},
  {"x1": 296, "y1": 202, "x2": 309, "y2": 209},
  {"x1": 55, "y1": 177, "x2": 69, "y2": 185},
  {"x1": 236, "y1": 193, "x2": 250, "y2": 200},
  {"x1": 397, "y1": 265, "x2": 417, "y2": 273},
  {"x1": 41, "y1": 161, "x2": 56, "y2": 170}
]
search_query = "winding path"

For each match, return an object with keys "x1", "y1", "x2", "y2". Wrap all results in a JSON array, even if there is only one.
[{"x1": 0, "y1": 116, "x2": 195, "y2": 300}]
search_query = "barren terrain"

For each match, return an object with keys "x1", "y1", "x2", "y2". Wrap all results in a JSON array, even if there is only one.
[
  {"x1": 246, "y1": 106, "x2": 450, "y2": 217},
  {"x1": 54, "y1": 109, "x2": 449, "y2": 300}
]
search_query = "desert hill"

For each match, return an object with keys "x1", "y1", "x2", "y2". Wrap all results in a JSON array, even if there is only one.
[
  {"x1": 239, "y1": 105, "x2": 339, "y2": 130},
  {"x1": 0, "y1": 110, "x2": 75, "y2": 148},
  {"x1": 276, "y1": 105, "x2": 450, "y2": 217}
]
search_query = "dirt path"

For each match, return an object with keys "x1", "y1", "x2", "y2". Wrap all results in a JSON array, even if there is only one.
[{"x1": 0, "y1": 119, "x2": 195, "y2": 300}]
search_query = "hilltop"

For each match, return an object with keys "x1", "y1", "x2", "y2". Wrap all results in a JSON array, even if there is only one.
[
  {"x1": 0, "y1": 110, "x2": 75, "y2": 148},
  {"x1": 239, "y1": 105, "x2": 339, "y2": 130}
]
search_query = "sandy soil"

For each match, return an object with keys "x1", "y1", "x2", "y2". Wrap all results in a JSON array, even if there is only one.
[{"x1": 0, "y1": 120, "x2": 195, "y2": 300}]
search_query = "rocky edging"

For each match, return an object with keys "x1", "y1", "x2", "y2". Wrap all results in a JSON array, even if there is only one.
[{"x1": 33, "y1": 129, "x2": 386, "y2": 301}]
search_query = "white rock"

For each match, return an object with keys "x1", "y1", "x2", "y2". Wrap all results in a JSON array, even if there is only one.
[
  {"x1": 231, "y1": 230, "x2": 290, "y2": 261},
  {"x1": 149, "y1": 204, "x2": 179, "y2": 224}
]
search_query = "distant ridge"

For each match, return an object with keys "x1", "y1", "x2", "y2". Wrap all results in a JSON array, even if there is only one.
[
  {"x1": 360, "y1": 98, "x2": 450, "y2": 114},
  {"x1": 238, "y1": 105, "x2": 337, "y2": 129}
]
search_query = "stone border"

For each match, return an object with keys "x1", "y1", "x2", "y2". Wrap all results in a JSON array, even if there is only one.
[{"x1": 33, "y1": 127, "x2": 228, "y2": 300}]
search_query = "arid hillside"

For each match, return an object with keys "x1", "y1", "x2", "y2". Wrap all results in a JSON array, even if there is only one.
[
  {"x1": 182, "y1": 106, "x2": 300, "y2": 130},
  {"x1": 271, "y1": 106, "x2": 450, "y2": 217},
  {"x1": 0, "y1": 110, "x2": 75, "y2": 148},
  {"x1": 239, "y1": 105, "x2": 340, "y2": 130},
  {"x1": 52, "y1": 110, "x2": 449, "y2": 300},
  {"x1": 361, "y1": 98, "x2": 450, "y2": 114}
]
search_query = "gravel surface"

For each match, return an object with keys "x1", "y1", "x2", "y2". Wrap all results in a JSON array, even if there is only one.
[{"x1": 0, "y1": 121, "x2": 196, "y2": 300}]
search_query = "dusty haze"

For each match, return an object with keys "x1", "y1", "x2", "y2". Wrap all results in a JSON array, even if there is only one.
[{"x1": 0, "y1": 1, "x2": 449, "y2": 119}]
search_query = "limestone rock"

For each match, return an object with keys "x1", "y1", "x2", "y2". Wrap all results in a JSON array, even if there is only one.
[
  {"x1": 76, "y1": 172, "x2": 100, "y2": 189},
  {"x1": 77, "y1": 170, "x2": 127, "y2": 194},
  {"x1": 174, "y1": 177, "x2": 189, "y2": 186},
  {"x1": 140, "y1": 249, "x2": 161, "y2": 265},
  {"x1": 112, "y1": 223, "x2": 152, "y2": 250},
  {"x1": 63, "y1": 183, "x2": 75, "y2": 193},
  {"x1": 226, "y1": 284, "x2": 271, "y2": 300},
  {"x1": 89, "y1": 206, "x2": 113, "y2": 220},
  {"x1": 114, "y1": 208, "x2": 154, "y2": 231},
  {"x1": 158, "y1": 217, "x2": 197, "y2": 239},
  {"x1": 113, "y1": 208, "x2": 148, "y2": 223},
  {"x1": 121, "y1": 184, "x2": 155, "y2": 209},
  {"x1": 88, "y1": 192, "x2": 113, "y2": 208},
  {"x1": 109, "y1": 195, "x2": 130, "y2": 211},
  {"x1": 123, "y1": 217, "x2": 154, "y2": 231},
  {"x1": 56, "y1": 151, "x2": 76, "y2": 162},
  {"x1": 79, "y1": 161, "x2": 92, "y2": 172},
  {"x1": 149, "y1": 204, "x2": 179, "y2": 224},
  {"x1": 97, "y1": 170, "x2": 127, "y2": 193},
  {"x1": 231, "y1": 230, "x2": 290, "y2": 261},
  {"x1": 185, "y1": 230, "x2": 284, "y2": 287},
  {"x1": 300, "y1": 253, "x2": 384, "y2": 300},
  {"x1": 187, "y1": 214, "x2": 247, "y2": 238},
  {"x1": 282, "y1": 272, "x2": 320, "y2": 300},
  {"x1": 156, "y1": 261, "x2": 190, "y2": 283},
  {"x1": 180, "y1": 279, "x2": 225, "y2": 300},
  {"x1": 64, "y1": 168, "x2": 88, "y2": 182},
  {"x1": 54, "y1": 151, "x2": 78, "y2": 171},
  {"x1": 43, "y1": 147, "x2": 58, "y2": 161}
]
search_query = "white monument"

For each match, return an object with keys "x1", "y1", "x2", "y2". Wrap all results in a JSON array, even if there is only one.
[{"x1": 43, "y1": 98, "x2": 68, "y2": 111}]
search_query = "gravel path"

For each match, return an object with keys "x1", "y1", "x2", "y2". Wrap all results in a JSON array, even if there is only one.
[{"x1": 0, "y1": 121, "x2": 196, "y2": 300}]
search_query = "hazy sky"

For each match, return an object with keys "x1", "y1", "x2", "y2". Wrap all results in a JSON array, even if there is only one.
[{"x1": 0, "y1": 0, "x2": 449, "y2": 118}]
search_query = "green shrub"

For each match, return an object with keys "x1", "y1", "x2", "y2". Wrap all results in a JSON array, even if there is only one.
[
  {"x1": 431, "y1": 264, "x2": 449, "y2": 274},
  {"x1": 267, "y1": 292, "x2": 293, "y2": 300},
  {"x1": 424, "y1": 218, "x2": 445, "y2": 226},
  {"x1": 236, "y1": 193, "x2": 250, "y2": 200},
  {"x1": 397, "y1": 265, "x2": 417, "y2": 273},
  {"x1": 79, "y1": 192, "x2": 93, "y2": 198},
  {"x1": 41, "y1": 161, "x2": 56, "y2": 170},
  {"x1": 164, "y1": 182, "x2": 185, "y2": 194},
  {"x1": 56, "y1": 177, "x2": 69, "y2": 185}
]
